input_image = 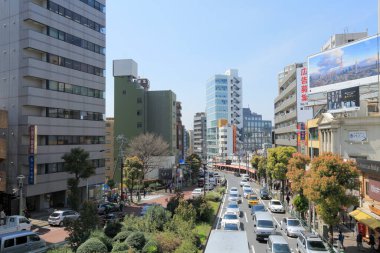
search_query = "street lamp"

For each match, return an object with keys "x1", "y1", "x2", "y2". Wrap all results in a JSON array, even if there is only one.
[{"x1": 17, "y1": 175, "x2": 25, "y2": 216}]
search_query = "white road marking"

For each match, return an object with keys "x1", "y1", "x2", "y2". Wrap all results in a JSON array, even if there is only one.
[
  {"x1": 244, "y1": 211, "x2": 248, "y2": 223},
  {"x1": 273, "y1": 216, "x2": 281, "y2": 227},
  {"x1": 251, "y1": 245, "x2": 256, "y2": 253}
]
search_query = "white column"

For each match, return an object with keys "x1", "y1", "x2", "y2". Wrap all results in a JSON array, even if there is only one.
[
  {"x1": 330, "y1": 130, "x2": 335, "y2": 154},
  {"x1": 320, "y1": 131, "x2": 324, "y2": 153}
]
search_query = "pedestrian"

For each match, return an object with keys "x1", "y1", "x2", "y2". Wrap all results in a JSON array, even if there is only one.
[
  {"x1": 0, "y1": 209, "x2": 5, "y2": 225},
  {"x1": 370, "y1": 233, "x2": 376, "y2": 251},
  {"x1": 357, "y1": 232, "x2": 363, "y2": 251},
  {"x1": 143, "y1": 188, "x2": 147, "y2": 198},
  {"x1": 286, "y1": 195, "x2": 290, "y2": 206},
  {"x1": 119, "y1": 201, "x2": 124, "y2": 212},
  {"x1": 338, "y1": 231, "x2": 344, "y2": 250}
]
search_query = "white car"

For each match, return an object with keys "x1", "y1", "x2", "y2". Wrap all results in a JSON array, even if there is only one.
[
  {"x1": 239, "y1": 178, "x2": 249, "y2": 187},
  {"x1": 280, "y1": 217, "x2": 305, "y2": 237},
  {"x1": 229, "y1": 187, "x2": 239, "y2": 195},
  {"x1": 268, "y1": 200, "x2": 285, "y2": 213},
  {"x1": 226, "y1": 203, "x2": 240, "y2": 217},
  {"x1": 296, "y1": 231, "x2": 329, "y2": 253},
  {"x1": 204, "y1": 183, "x2": 214, "y2": 191},
  {"x1": 48, "y1": 210, "x2": 80, "y2": 226},
  {"x1": 221, "y1": 212, "x2": 239, "y2": 228},
  {"x1": 192, "y1": 188, "x2": 204, "y2": 198},
  {"x1": 228, "y1": 193, "x2": 241, "y2": 203},
  {"x1": 243, "y1": 188, "x2": 254, "y2": 198}
]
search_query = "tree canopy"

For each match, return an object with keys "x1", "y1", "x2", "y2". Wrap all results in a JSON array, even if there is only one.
[{"x1": 286, "y1": 153, "x2": 310, "y2": 193}]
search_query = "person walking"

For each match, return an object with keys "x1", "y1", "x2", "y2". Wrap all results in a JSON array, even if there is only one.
[
  {"x1": 0, "y1": 209, "x2": 6, "y2": 225},
  {"x1": 357, "y1": 232, "x2": 363, "y2": 251},
  {"x1": 286, "y1": 195, "x2": 290, "y2": 206},
  {"x1": 370, "y1": 233, "x2": 376, "y2": 251},
  {"x1": 338, "y1": 231, "x2": 344, "y2": 250},
  {"x1": 143, "y1": 188, "x2": 147, "y2": 198}
]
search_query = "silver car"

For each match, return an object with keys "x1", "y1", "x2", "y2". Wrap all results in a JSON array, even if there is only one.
[
  {"x1": 48, "y1": 210, "x2": 80, "y2": 226},
  {"x1": 225, "y1": 203, "x2": 240, "y2": 217},
  {"x1": 296, "y1": 231, "x2": 329, "y2": 253},
  {"x1": 280, "y1": 217, "x2": 305, "y2": 237},
  {"x1": 228, "y1": 193, "x2": 241, "y2": 204}
]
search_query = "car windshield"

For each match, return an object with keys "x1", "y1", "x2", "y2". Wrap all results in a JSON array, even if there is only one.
[
  {"x1": 228, "y1": 204, "x2": 238, "y2": 209},
  {"x1": 272, "y1": 201, "x2": 282, "y2": 205},
  {"x1": 273, "y1": 244, "x2": 291, "y2": 253},
  {"x1": 288, "y1": 219, "x2": 300, "y2": 226},
  {"x1": 193, "y1": 189, "x2": 201, "y2": 193},
  {"x1": 224, "y1": 214, "x2": 238, "y2": 220},
  {"x1": 231, "y1": 188, "x2": 237, "y2": 191},
  {"x1": 244, "y1": 189, "x2": 252, "y2": 193},
  {"x1": 307, "y1": 241, "x2": 327, "y2": 251},
  {"x1": 224, "y1": 223, "x2": 239, "y2": 230},
  {"x1": 257, "y1": 220, "x2": 273, "y2": 228},
  {"x1": 230, "y1": 194, "x2": 238, "y2": 197},
  {"x1": 242, "y1": 179, "x2": 247, "y2": 182},
  {"x1": 253, "y1": 205, "x2": 266, "y2": 212},
  {"x1": 249, "y1": 196, "x2": 258, "y2": 200},
  {"x1": 50, "y1": 213, "x2": 60, "y2": 217},
  {"x1": 261, "y1": 190, "x2": 268, "y2": 194}
]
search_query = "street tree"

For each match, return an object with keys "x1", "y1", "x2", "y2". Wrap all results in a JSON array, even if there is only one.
[
  {"x1": 267, "y1": 146, "x2": 297, "y2": 201},
  {"x1": 250, "y1": 155, "x2": 260, "y2": 170},
  {"x1": 62, "y1": 147, "x2": 95, "y2": 211},
  {"x1": 303, "y1": 153, "x2": 359, "y2": 244},
  {"x1": 124, "y1": 156, "x2": 143, "y2": 202},
  {"x1": 127, "y1": 133, "x2": 169, "y2": 181},
  {"x1": 257, "y1": 156, "x2": 268, "y2": 184},
  {"x1": 185, "y1": 153, "x2": 202, "y2": 184}
]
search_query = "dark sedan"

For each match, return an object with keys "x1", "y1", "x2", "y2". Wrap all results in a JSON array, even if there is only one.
[{"x1": 259, "y1": 189, "x2": 271, "y2": 200}]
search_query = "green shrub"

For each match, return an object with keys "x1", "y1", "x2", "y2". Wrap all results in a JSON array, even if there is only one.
[
  {"x1": 215, "y1": 186, "x2": 226, "y2": 195},
  {"x1": 126, "y1": 232, "x2": 146, "y2": 250},
  {"x1": 143, "y1": 205, "x2": 171, "y2": 232},
  {"x1": 111, "y1": 242, "x2": 129, "y2": 252},
  {"x1": 166, "y1": 192, "x2": 184, "y2": 215},
  {"x1": 104, "y1": 222, "x2": 123, "y2": 238},
  {"x1": 113, "y1": 230, "x2": 133, "y2": 242},
  {"x1": 90, "y1": 230, "x2": 113, "y2": 252},
  {"x1": 205, "y1": 191, "x2": 221, "y2": 202},
  {"x1": 188, "y1": 197, "x2": 214, "y2": 223},
  {"x1": 142, "y1": 240, "x2": 159, "y2": 253},
  {"x1": 76, "y1": 238, "x2": 107, "y2": 253},
  {"x1": 47, "y1": 247, "x2": 72, "y2": 253},
  {"x1": 174, "y1": 240, "x2": 198, "y2": 253},
  {"x1": 155, "y1": 232, "x2": 182, "y2": 252}
]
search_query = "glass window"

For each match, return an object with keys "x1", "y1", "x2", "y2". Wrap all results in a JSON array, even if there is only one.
[
  {"x1": 88, "y1": 88, "x2": 94, "y2": 97},
  {"x1": 64, "y1": 9, "x2": 72, "y2": 19},
  {"x1": 88, "y1": 20, "x2": 95, "y2": 29},
  {"x1": 72, "y1": 36, "x2": 81, "y2": 47},
  {"x1": 28, "y1": 234, "x2": 41, "y2": 242},
  {"x1": 58, "y1": 82, "x2": 65, "y2": 92},
  {"x1": 48, "y1": 80, "x2": 58, "y2": 91},
  {"x1": 64, "y1": 58, "x2": 72, "y2": 69},
  {"x1": 47, "y1": 108, "x2": 58, "y2": 118},
  {"x1": 58, "y1": 30, "x2": 65, "y2": 41},
  {"x1": 57, "y1": 108, "x2": 64, "y2": 118},
  {"x1": 48, "y1": 27, "x2": 58, "y2": 38},
  {"x1": 88, "y1": 65, "x2": 95, "y2": 75},
  {"x1": 48, "y1": 136, "x2": 57, "y2": 145},
  {"x1": 82, "y1": 40, "x2": 88, "y2": 49},
  {"x1": 73, "y1": 85, "x2": 81, "y2": 95},
  {"x1": 58, "y1": 5, "x2": 64, "y2": 16},
  {"x1": 81, "y1": 63, "x2": 88, "y2": 73},
  {"x1": 4, "y1": 239, "x2": 14, "y2": 248},
  {"x1": 88, "y1": 42, "x2": 95, "y2": 52},
  {"x1": 72, "y1": 110, "x2": 81, "y2": 119},
  {"x1": 47, "y1": 163, "x2": 58, "y2": 173},
  {"x1": 81, "y1": 87, "x2": 88, "y2": 96},
  {"x1": 73, "y1": 13, "x2": 81, "y2": 23},
  {"x1": 94, "y1": 90, "x2": 100, "y2": 98},
  {"x1": 48, "y1": 54, "x2": 59, "y2": 65},
  {"x1": 81, "y1": 16, "x2": 88, "y2": 27},
  {"x1": 57, "y1": 136, "x2": 65, "y2": 145},
  {"x1": 94, "y1": 67, "x2": 101, "y2": 76}
]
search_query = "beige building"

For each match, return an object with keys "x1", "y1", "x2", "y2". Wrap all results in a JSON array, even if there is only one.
[{"x1": 105, "y1": 118, "x2": 115, "y2": 181}]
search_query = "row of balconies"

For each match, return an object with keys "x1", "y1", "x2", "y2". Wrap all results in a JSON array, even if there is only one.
[
  {"x1": 274, "y1": 79, "x2": 296, "y2": 104},
  {"x1": 274, "y1": 124, "x2": 297, "y2": 134},
  {"x1": 274, "y1": 110, "x2": 297, "y2": 124},
  {"x1": 274, "y1": 94, "x2": 297, "y2": 114}
]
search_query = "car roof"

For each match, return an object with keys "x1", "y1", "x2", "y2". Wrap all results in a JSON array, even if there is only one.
[
  {"x1": 269, "y1": 235, "x2": 288, "y2": 244},
  {"x1": 52, "y1": 209, "x2": 73, "y2": 213},
  {"x1": 224, "y1": 212, "x2": 238, "y2": 216},
  {"x1": 252, "y1": 204, "x2": 265, "y2": 208},
  {"x1": 255, "y1": 212, "x2": 273, "y2": 220},
  {"x1": 271, "y1": 199, "x2": 281, "y2": 202},
  {"x1": 0, "y1": 230, "x2": 38, "y2": 238},
  {"x1": 300, "y1": 231, "x2": 322, "y2": 240}
]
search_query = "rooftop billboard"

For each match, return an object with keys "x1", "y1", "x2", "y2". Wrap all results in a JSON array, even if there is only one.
[{"x1": 308, "y1": 35, "x2": 379, "y2": 94}]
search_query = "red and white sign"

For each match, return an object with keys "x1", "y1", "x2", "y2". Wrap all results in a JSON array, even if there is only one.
[
  {"x1": 368, "y1": 179, "x2": 380, "y2": 202},
  {"x1": 296, "y1": 67, "x2": 313, "y2": 123}
]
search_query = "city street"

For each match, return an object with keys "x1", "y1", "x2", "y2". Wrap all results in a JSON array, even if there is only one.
[{"x1": 216, "y1": 171, "x2": 299, "y2": 253}]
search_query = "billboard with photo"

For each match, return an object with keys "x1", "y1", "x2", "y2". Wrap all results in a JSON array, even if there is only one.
[
  {"x1": 327, "y1": 86, "x2": 360, "y2": 113},
  {"x1": 308, "y1": 35, "x2": 379, "y2": 94}
]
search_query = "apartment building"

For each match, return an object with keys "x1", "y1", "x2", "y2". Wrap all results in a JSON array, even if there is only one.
[
  {"x1": 0, "y1": 0, "x2": 106, "y2": 212},
  {"x1": 193, "y1": 112, "x2": 207, "y2": 160}
]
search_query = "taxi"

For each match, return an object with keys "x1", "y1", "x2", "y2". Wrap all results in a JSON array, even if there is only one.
[{"x1": 247, "y1": 194, "x2": 259, "y2": 208}]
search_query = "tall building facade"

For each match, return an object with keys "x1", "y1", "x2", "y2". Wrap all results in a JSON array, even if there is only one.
[
  {"x1": 206, "y1": 69, "x2": 242, "y2": 160},
  {"x1": 114, "y1": 59, "x2": 178, "y2": 158},
  {"x1": 242, "y1": 108, "x2": 272, "y2": 152},
  {"x1": 0, "y1": 0, "x2": 106, "y2": 212},
  {"x1": 105, "y1": 118, "x2": 115, "y2": 181},
  {"x1": 175, "y1": 102, "x2": 184, "y2": 160},
  {"x1": 193, "y1": 112, "x2": 207, "y2": 160}
]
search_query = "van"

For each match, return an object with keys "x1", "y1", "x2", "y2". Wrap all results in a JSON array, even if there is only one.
[
  {"x1": 253, "y1": 212, "x2": 277, "y2": 241},
  {"x1": 0, "y1": 231, "x2": 46, "y2": 253},
  {"x1": 266, "y1": 235, "x2": 291, "y2": 253}
]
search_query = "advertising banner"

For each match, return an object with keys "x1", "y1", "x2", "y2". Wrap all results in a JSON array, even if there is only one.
[
  {"x1": 308, "y1": 35, "x2": 379, "y2": 94},
  {"x1": 296, "y1": 67, "x2": 313, "y2": 123},
  {"x1": 29, "y1": 125, "x2": 37, "y2": 185},
  {"x1": 327, "y1": 86, "x2": 360, "y2": 113},
  {"x1": 368, "y1": 180, "x2": 380, "y2": 202},
  {"x1": 348, "y1": 130, "x2": 367, "y2": 142}
]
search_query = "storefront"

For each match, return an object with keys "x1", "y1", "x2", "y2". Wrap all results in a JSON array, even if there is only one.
[{"x1": 349, "y1": 159, "x2": 380, "y2": 239}]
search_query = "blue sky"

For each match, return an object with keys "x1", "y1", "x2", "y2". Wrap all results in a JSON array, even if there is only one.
[{"x1": 106, "y1": 0, "x2": 378, "y2": 129}]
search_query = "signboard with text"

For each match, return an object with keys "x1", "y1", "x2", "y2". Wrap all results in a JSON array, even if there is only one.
[
  {"x1": 28, "y1": 125, "x2": 37, "y2": 185},
  {"x1": 296, "y1": 67, "x2": 313, "y2": 123},
  {"x1": 327, "y1": 86, "x2": 360, "y2": 113},
  {"x1": 348, "y1": 130, "x2": 367, "y2": 142}
]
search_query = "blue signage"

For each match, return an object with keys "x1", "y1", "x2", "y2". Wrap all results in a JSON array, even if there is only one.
[{"x1": 28, "y1": 155, "x2": 34, "y2": 184}]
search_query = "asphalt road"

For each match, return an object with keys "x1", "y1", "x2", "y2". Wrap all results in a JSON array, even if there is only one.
[{"x1": 215, "y1": 171, "x2": 301, "y2": 253}]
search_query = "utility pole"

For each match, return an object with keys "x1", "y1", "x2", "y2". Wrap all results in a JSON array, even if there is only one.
[
  {"x1": 116, "y1": 135, "x2": 127, "y2": 201},
  {"x1": 17, "y1": 175, "x2": 25, "y2": 216}
]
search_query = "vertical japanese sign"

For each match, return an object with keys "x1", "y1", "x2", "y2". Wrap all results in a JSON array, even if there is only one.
[
  {"x1": 296, "y1": 67, "x2": 313, "y2": 122},
  {"x1": 29, "y1": 125, "x2": 38, "y2": 184}
]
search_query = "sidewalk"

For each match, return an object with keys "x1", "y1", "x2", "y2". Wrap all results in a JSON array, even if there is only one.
[{"x1": 331, "y1": 224, "x2": 375, "y2": 253}]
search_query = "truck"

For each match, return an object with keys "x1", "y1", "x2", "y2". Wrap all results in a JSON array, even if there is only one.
[
  {"x1": 205, "y1": 230, "x2": 249, "y2": 253},
  {"x1": 0, "y1": 215, "x2": 32, "y2": 234}
]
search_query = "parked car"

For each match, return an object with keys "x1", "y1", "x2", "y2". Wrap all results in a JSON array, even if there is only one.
[
  {"x1": 221, "y1": 212, "x2": 239, "y2": 228},
  {"x1": 0, "y1": 216, "x2": 31, "y2": 235},
  {"x1": 247, "y1": 194, "x2": 259, "y2": 207},
  {"x1": 228, "y1": 193, "x2": 241, "y2": 204},
  {"x1": 0, "y1": 231, "x2": 46, "y2": 253},
  {"x1": 280, "y1": 217, "x2": 305, "y2": 237},
  {"x1": 266, "y1": 235, "x2": 291, "y2": 253},
  {"x1": 226, "y1": 203, "x2": 240, "y2": 217},
  {"x1": 251, "y1": 204, "x2": 267, "y2": 218},
  {"x1": 192, "y1": 188, "x2": 204, "y2": 198},
  {"x1": 48, "y1": 210, "x2": 80, "y2": 226},
  {"x1": 260, "y1": 188, "x2": 271, "y2": 200},
  {"x1": 268, "y1": 200, "x2": 285, "y2": 213},
  {"x1": 239, "y1": 178, "x2": 249, "y2": 187},
  {"x1": 296, "y1": 231, "x2": 329, "y2": 253}
]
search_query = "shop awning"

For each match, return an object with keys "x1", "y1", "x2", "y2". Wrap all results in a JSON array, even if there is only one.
[{"x1": 349, "y1": 209, "x2": 380, "y2": 230}]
